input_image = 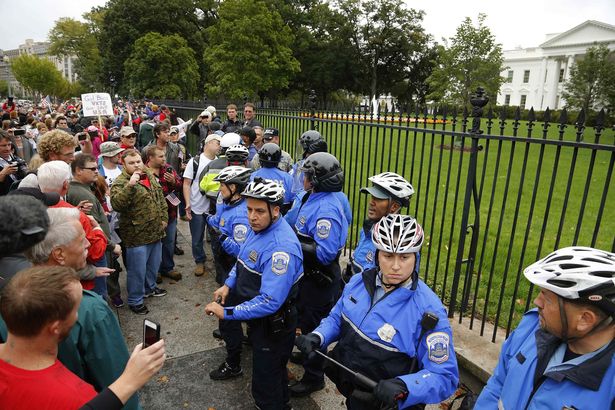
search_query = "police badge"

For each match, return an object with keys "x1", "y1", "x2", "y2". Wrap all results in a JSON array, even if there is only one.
[
  {"x1": 249, "y1": 250, "x2": 258, "y2": 262},
  {"x1": 233, "y1": 224, "x2": 248, "y2": 243},
  {"x1": 377, "y1": 323, "x2": 396, "y2": 343},
  {"x1": 316, "y1": 219, "x2": 332, "y2": 239}
]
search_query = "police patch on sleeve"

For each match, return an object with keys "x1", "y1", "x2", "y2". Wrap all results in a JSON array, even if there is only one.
[
  {"x1": 216, "y1": 195, "x2": 223, "y2": 204},
  {"x1": 271, "y1": 252, "x2": 290, "y2": 275},
  {"x1": 233, "y1": 224, "x2": 248, "y2": 243},
  {"x1": 316, "y1": 219, "x2": 332, "y2": 239},
  {"x1": 426, "y1": 332, "x2": 450, "y2": 363}
]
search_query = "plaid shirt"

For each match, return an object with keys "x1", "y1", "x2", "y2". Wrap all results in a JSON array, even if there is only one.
[{"x1": 152, "y1": 163, "x2": 182, "y2": 220}]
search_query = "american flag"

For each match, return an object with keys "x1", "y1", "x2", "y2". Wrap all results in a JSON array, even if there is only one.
[
  {"x1": 165, "y1": 192, "x2": 181, "y2": 207},
  {"x1": 40, "y1": 95, "x2": 51, "y2": 112}
]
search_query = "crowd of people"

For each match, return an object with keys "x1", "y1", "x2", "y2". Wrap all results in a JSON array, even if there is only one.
[{"x1": 0, "y1": 95, "x2": 613, "y2": 409}]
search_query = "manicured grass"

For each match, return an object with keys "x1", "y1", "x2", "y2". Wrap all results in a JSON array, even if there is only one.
[{"x1": 176, "y1": 105, "x2": 614, "y2": 336}]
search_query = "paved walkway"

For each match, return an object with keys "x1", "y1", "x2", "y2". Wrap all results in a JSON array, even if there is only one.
[{"x1": 115, "y1": 219, "x2": 460, "y2": 409}]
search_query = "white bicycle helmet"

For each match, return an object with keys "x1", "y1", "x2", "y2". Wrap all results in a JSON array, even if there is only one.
[
  {"x1": 242, "y1": 177, "x2": 285, "y2": 205},
  {"x1": 361, "y1": 172, "x2": 414, "y2": 206},
  {"x1": 213, "y1": 166, "x2": 252, "y2": 185},
  {"x1": 225, "y1": 144, "x2": 249, "y2": 163},
  {"x1": 523, "y1": 247, "x2": 615, "y2": 316},
  {"x1": 220, "y1": 132, "x2": 241, "y2": 148},
  {"x1": 372, "y1": 214, "x2": 423, "y2": 254}
]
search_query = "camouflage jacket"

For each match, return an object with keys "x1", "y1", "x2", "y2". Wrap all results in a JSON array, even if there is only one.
[{"x1": 110, "y1": 168, "x2": 167, "y2": 247}]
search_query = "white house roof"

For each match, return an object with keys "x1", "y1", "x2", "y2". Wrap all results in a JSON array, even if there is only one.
[{"x1": 540, "y1": 20, "x2": 615, "y2": 48}]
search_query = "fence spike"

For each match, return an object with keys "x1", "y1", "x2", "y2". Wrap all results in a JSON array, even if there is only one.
[
  {"x1": 514, "y1": 106, "x2": 521, "y2": 121},
  {"x1": 559, "y1": 108, "x2": 568, "y2": 125},
  {"x1": 595, "y1": 109, "x2": 605, "y2": 132},
  {"x1": 543, "y1": 107, "x2": 551, "y2": 123},
  {"x1": 528, "y1": 107, "x2": 536, "y2": 123},
  {"x1": 575, "y1": 108, "x2": 586, "y2": 127}
]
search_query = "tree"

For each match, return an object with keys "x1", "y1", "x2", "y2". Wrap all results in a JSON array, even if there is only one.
[
  {"x1": 562, "y1": 43, "x2": 615, "y2": 113},
  {"x1": 0, "y1": 80, "x2": 8, "y2": 97},
  {"x1": 336, "y1": 0, "x2": 430, "y2": 102},
  {"x1": 204, "y1": 0, "x2": 299, "y2": 100},
  {"x1": 427, "y1": 14, "x2": 504, "y2": 108},
  {"x1": 123, "y1": 33, "x2": 200, "y2": 99},
  {"x1": 48, "y1": 17, "x2": 104, "y2": 90},
  {"x1": 10, "y1": 54, "x2": 69, "y2": 97},
  {"x1": 97, "y1": 0, "x2": 215, "y2": 93}
]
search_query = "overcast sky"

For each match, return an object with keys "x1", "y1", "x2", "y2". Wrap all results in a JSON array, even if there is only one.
[{"x1": 1, "y1": 0, "x2": 614, "y2": 51}]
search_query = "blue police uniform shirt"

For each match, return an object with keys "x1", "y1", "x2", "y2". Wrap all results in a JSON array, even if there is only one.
[
  {"x1": 313, "y1": 270, "x2": 459, "y2": 408},
  {"x1": 286, "y1": 190, "x2": 352, "y2": 228},
  {"x1": 223, "y1": 217, "x2": 303, "y2": 321},
  {"x1": 251, "y1": 167, "x2": 294, "y2": 204},
  {"x1": 217, "y1": 199, "x2": 250, "y2": 257},
  {"x1": 294, "y1": 191, "x2": 348, "y2": 265},
  {"x1": 207, "y1": 192, "x2": 228, "y2": 230},
  {"x1": 475, "y1": 309, "x2": 615, "y2": 410}
]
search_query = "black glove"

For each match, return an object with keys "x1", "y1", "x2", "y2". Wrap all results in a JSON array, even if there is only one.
[
  {"x1": 219, "y1": 234, "x2": 228, "y2": 243},
  {"x1": 374, "y1": 378, "x2": 408, "y2": 406},
  {"x1": 294, "y1": 333, "x2": 321, "y2": 355}
]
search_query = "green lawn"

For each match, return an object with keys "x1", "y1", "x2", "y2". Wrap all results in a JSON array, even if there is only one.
[{"x1": 175, "y1": 106, "x2": 614, "y2": 338}]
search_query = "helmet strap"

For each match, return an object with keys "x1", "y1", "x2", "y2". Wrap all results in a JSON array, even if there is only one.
[{"x1": 558, "y1": 296, "x2": 570, "y2": 343}]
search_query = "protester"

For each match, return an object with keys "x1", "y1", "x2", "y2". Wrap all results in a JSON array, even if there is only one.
[
  {"x1": 110, "y1": 149, "x2": 168, "y2": 315},
  {"x1": 142, "y1": 122, "x2": 181, "y2": 173},
  {"x1": 241, "y1": 102, "x2": 262, "y2": 128},
  {"x1": 222, "y1": 104, "x2": 241, "y2": 133},
  {"x1": 239, "y1": 126, "x2": 258, "y2": 161},
  {"x1": 251, "y1": 128, "x2": 293, "y2": 172},
  {"x1": 0, "y1": 130, "x2": 28, "y2": 195}
]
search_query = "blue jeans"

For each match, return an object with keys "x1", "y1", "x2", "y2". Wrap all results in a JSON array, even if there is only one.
[
  {"x1": 125, "y1": 241, "x2": 162, "y2": 306},
  {"x1": 92, "y1": 253, "x2": 108, "y2": 298},
  {"x1": 159, "y1": 218, "x2": 177, "y2": 274},
  {"x1": 189, "y1": 211, "x2": 207, "y2": 264}
]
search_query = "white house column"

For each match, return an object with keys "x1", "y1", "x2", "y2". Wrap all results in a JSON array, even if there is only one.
[
  {"x1": 535, "y1": 57, "x2": 548, "y2": 109},
  {"x1": 565, "y1": 54, "x2": 575, "y2": 81},
  {"x1": 547, "y1": 58, "x2": 562, "y2": 109}
]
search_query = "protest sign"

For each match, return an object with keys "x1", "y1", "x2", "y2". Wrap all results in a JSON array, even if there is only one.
[{"x1": 81, "y1": 93, "x2": 114, "y2": 117}]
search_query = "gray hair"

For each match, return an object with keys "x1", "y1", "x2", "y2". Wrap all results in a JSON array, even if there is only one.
[
  {"x1": 26, "y1": 207, "x2": 81, "y2": 265},
  {"x1": 37, "y1": 161, "x2": 71, "y2": 193}
]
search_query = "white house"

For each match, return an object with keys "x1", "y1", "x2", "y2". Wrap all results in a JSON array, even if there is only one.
[{"x1": 497, "y1": 20, "x2": 615, "y2": 110}]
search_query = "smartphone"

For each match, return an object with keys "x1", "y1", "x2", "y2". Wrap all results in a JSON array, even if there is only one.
[
  {"x1": 166, "y1": 166, "x2": 174, "y2": 174},
  {"x1": 143, "y1": 319, "x2": 161, "y2": 348},
  {"x1": 77, "y1": 133, "x2": 87, "y2": 141}
]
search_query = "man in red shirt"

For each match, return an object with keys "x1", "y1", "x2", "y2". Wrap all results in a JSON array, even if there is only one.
[{"x1": 0, "y1": 266, "x2": 98, "y2": 408}]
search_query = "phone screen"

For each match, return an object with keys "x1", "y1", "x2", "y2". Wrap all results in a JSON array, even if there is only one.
[{"x1": 143, "y1": 319, "x2": 160, "y2": 348}]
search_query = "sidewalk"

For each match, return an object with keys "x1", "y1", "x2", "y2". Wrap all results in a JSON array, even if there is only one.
[{"x1": 115, "y1": 219, "x2": 467, "y2": 409}]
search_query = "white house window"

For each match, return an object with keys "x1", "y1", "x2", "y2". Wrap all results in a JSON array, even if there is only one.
[
  {"x1": 507, "y1": 70, "x2": 513, "y2": 82},
  {"x1": 523, "y1": 70, "x2": 530, "y2": 83},
  {"x1": 559, "y1": 68, "x2": 565, "y2": 82},
  {"x1": 504, "y1": 94, "x2": 511, "y2": 105},
  {"x1": 520, "y1": 95, "x2": 527, "y2": 108}
]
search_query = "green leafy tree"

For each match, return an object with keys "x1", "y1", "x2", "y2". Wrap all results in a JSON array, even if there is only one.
[
  {"x1": 336, "y1": 0, "x2": 430, "y2": 102},
  {"x1": 124, "y1": 33, "x2": 200, "y2": 99},
  {"x1": 48, "y1": 17, "x2": 104, "y2": 90},
  {"x1": 97, "y1": 0, "x2": 215, "y2": 93},
  {"x1": 427, "y1": 14, "x2": 504, "y2": 107},
  {"x1": 0, "y1": 80, "x2": 8, "y2": 97},
  {"x1": 10, "y1": 54, "x2": 68, "y2": 97},
  {"x1": 562, "y1": 43, "x2": 615, "y2": 113},
  {"x1": 204, "y1": 0, "x2": 299, "y2": 100}
]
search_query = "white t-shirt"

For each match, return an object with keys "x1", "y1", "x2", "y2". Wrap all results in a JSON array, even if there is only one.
[
  {"x1": 183, "y1": 153, "x2": 213, "y2": 215},
  {"x1": 102, "y1": 165, "x2": 122, "y2": 187}
]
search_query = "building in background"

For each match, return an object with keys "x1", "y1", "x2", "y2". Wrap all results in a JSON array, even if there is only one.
[
  {"x1": 0, "y1": 39, "x2": 77, "y2": 97},
  {"x1": 497, "y1": 20, "x2": 615, "y2": 110}
]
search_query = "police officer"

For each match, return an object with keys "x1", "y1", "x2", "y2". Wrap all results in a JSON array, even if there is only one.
[
  {"x1": 475, "y1": 247, "x2": 615, "y2": 409},
  {"x1": 295, "y1": 214, "x2": 459, "y2": 409},
  {"x1": 252, "y1": 143, "x2": 294, "y2": 210},
  {"x1": 286, "y1": 130, "x2": 352, "y2": 225},
  {"x1": 205, "y1": 178, "x2": 303, "y2": 410},
  {"x1": 289, "y1": 152, "x2": 349, "y2": 397},
  {"x1": 346, "y1": 172, "x2": 414, "y2": 282}
]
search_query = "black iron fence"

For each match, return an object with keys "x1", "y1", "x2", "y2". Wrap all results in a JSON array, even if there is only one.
[{"x1": 167, "y1": 90, "x2": 614, "y2": 342}]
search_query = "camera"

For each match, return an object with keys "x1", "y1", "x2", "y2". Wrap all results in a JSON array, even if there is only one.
[
  {"x1": 77, "y1": 133, "x2": 88, "y2": 141},
  {"x1": 9, "y1": 157, "x2": 28, "y2": 179},
  {"x1": 13, "y1": 129, "x2": 26, "y2": 136}
]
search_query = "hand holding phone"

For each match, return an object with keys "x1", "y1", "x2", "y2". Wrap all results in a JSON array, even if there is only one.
[{"x1": 143, "y1": 319, "x2": 161, "y2": 348}]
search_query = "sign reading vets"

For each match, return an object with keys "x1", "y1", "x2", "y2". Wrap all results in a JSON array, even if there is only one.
[{"x1": 81, "y1": 93, "x2": 114, "y2": 117}]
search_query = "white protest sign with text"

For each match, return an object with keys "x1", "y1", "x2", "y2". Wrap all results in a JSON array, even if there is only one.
[{"x1": 81, "y1": 93, "x2": 114, "y2": 117}]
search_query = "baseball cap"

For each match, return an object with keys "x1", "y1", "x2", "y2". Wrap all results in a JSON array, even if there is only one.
[
  {"x1": 87, "y1": 125, "x2": 98, "y2": 133},
  {"x1": 263, "y1": 128, "x2": 279, "y2": 140},
  {"x1": 206, "y1": 106, "x2": 216, "y2": 115},
  {"x1": 100, "y1": 142, "x2": 125, "y2": 157},
  {"x1": 170, "y1": 126, "x2": 179, "y2": 134},
  {"x1": 120, "y1": 126, "x2": 137, "y2": 137},
  {"x1": 360, "y1": 185, "x2": 393, "y2": 200},
  {"x1": 204, "y1": 134, "x2": 222, "y2": 144},
  {"x1": 200, "y1": 110, "x2": 212, "y2": 118}
]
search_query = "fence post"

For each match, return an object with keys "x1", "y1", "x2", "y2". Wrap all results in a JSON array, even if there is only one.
[
  {"x1": 448, "y1": 87, "x2": 487, "y2": 318},
  {"x1": 309, "y1": 89, "x2": 317, "y2": 130}
]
